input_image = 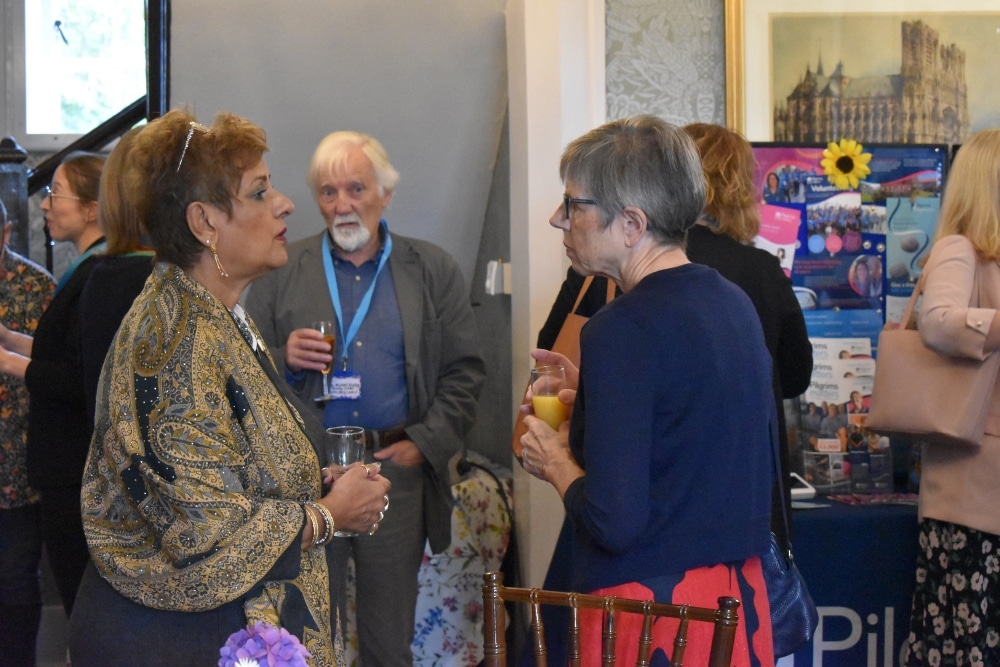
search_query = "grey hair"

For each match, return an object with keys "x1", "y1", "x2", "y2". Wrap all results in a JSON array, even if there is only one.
[
  {"x1": 307, "y1": 131, "x2": 400, "y2": 196},
  {"x1": 559, "y1": 115, "x2": 706, "y2": 246}
]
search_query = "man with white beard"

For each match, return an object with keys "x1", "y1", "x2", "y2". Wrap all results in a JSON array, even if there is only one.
[{"x1": 245, "y1": 131, "x2": 484, "y2": 667}]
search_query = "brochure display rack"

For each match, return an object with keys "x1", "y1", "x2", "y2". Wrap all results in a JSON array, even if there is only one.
[{"x1": 751, "y1": 142, "x2": 947, "y2": 494}]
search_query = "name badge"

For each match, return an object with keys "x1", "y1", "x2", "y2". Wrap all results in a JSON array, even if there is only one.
[{"x1": 330, "y1": 371, "x2": 362, "y2": 400}]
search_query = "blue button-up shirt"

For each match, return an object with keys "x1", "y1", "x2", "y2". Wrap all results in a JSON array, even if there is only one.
[{"x1": 322, "y1": 238, "x2": 408, "y2": 430}]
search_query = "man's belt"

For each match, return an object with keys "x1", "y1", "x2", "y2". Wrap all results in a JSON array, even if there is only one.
[{"x1": 363, "y1": 427, "x2": 408, "y2": 450}]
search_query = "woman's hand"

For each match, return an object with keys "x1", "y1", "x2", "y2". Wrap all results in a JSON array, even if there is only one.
[
  {"x1": 530, "y1": 348, "x2": 579, "y2": 389},
  {"x1": 0, "y1": 343, "x2": 30, "y2": 379},
  {"x1": 519, "y1": 348, "x2": 579, "y2": 418},
  {"x1": 318, "y1": 463, "x2": 391, "y2": 535},
  {"x1": 519, "y1": 415, "x2": 583, "y2": 498},
  {"x1": 0, "y1": 323, "x2": 33, "y2": 359}
]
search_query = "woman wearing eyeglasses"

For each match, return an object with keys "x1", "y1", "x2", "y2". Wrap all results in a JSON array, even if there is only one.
[
  {"x1": 0, "y1": 151, "x2": 106, "y2": 619},
  {"x1": 520, "y1": 117, "x2": 775, "y2": 666}
]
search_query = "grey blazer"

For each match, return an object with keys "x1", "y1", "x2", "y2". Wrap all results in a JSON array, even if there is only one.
[{"x1": 245, "y1": 229, "x2": 485, "y2": 551}]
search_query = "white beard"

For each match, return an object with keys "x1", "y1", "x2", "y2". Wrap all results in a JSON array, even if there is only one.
[{"x1": 330, "y1": 215, "x2": 371, "y2": 253}]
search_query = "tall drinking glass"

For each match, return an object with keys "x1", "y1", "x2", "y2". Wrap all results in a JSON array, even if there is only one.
[
  {"x1": 530, "y1": 365, "x2": 569, "y2": 430},
  {"x1": 314, "y1": 320, "x2": 336, "y2": 401},
  {"x1": 324, "y1": 426, "x2": 366, "y2": 536}
]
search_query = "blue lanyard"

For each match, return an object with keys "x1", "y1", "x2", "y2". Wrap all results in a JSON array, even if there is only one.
[
  {"x1": 55, "y1": 239, "x2": 107, "y2": 294},
  {"x1": 321, "y1": 222, "x2": 393, "y2": 370}
]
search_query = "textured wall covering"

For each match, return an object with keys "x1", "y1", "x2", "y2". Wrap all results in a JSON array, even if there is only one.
[{"x1": 606, "y1": 0, "x2": 726, "y2": 125}]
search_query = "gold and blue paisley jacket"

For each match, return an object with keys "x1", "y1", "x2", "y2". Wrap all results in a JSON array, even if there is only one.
[{"x1": 80, "y1": 263, "x2": 338, "y2": 666}]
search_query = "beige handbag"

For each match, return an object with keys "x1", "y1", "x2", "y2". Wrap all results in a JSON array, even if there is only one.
[
  {"x1": 866, "y1": 267, "x2": 1000, "y2": 447},
  {"x1": 511, "y1": 276, "x2": 616, "y2": 457}
]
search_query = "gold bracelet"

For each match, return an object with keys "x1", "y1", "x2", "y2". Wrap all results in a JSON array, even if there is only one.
[
  {"x1": 306, "y1": 501, "x2": 335, "y2": 547},
  {"x1": 303, "y1": 503, "x2": 320, "y2": 550}
]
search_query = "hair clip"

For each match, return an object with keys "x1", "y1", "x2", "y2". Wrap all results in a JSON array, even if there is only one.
[{"x1": 176, "y1": 121, "x2": 210, "y2": 173}]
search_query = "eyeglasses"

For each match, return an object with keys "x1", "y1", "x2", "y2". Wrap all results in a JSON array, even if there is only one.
[
  {"x1": 563, "y1": 194, "x2": 598, "y2": 219},
  {"x1": 42, "y1": 185, "x2": 81, "y2": 206}
]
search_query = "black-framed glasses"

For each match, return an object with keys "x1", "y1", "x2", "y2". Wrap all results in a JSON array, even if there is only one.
[
  {"x1": 563, "y1": 194, "x2": 598, "y2": 219},
  {"x1": 42, "y1": 185, "x2": 81, "y2": 206}
]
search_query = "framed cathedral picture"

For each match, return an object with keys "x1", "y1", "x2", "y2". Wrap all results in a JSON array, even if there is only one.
[{"x1": 725, "y1": 0, "x2": 1000, "y2": 143}]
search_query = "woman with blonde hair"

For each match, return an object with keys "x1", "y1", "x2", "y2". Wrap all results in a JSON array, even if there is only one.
[
  {"x1": 903, "y1": 128, "x2": 1000, "y2": 666},
  {"x1": 79, "y1": 125, "x2": 156, "y2": 428}
]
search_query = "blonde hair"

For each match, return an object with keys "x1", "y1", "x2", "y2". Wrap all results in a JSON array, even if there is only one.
[
  {"x1": 100, "y1": 126, "x2": 149, "y2": 255},
  {"x1": 935, "y1": 129, "x2": 1000, "y2": 259},
  {"x1": 682, "y1": 123, "x2": 760, "y2": 244}
]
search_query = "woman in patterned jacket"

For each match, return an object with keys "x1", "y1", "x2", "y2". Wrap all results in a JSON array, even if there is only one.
[{"x1": 68, "y1": 109, "x2": 390, "y2": 666}]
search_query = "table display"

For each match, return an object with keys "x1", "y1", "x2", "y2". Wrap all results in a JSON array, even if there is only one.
[{"x1": 788, "y1": 501, "x2": 919, "y2": 666}]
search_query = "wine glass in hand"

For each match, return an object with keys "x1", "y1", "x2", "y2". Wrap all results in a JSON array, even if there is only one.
[{"x1": 313, "y1": 320, "x2": 336, "y2": 400}]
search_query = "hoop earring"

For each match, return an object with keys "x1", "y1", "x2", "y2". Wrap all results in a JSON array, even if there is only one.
[{"x1": 207, "y1": 240, "x2": 229, "y2": 278}]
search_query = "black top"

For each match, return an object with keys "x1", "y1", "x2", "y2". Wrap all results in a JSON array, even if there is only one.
[
  {"x1": 79, "y1": 253, "x2": 156, "y2": 430},
  {"x1": 25, "y1": 249, "x2": 103, "y2": 490},
  {"x1": 535, "y1": 224, "x2": 813, "y2": 548}
]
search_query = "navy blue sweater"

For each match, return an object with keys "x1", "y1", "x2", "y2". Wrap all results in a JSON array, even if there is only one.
[{"x1": 562, "y1": 263, "x2": 774, "y2": 592}]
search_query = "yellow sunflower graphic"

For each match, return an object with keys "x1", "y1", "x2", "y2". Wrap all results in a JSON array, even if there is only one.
[{"x1": 821, "y1": 139, "x2": 872, "y2": 190}]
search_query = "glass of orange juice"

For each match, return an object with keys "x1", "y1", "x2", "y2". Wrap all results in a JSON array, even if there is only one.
[{"x1": 530, "y1": 365, "x2": 569, "y2": 430}]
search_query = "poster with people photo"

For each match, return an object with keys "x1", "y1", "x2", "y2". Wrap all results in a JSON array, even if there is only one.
[
  {"x1": 756, "y1": 143, "x2": 947, "y2": 492},
  {"x1": 751, "y1": 142, "x2": 946, "y2": 314}
]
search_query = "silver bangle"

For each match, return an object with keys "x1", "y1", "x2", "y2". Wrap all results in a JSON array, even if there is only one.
[{"x1": 306, "y1": 501, "x2": 335, "y2": 547}]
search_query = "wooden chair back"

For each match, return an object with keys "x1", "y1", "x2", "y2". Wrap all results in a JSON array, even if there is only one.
[{"x1": 482, "y1": 571, "x2": 740, "y2": 667}]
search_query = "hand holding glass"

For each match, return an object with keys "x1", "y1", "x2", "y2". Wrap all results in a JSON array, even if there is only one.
[
  {"x1": 530, "y1": 365, "x2": 569, "y2": 430},
  {"x1": 313, "y1": 321, "x2": 336, "y2": 401},
  {"x1": 324, "y1": 426, "x2": 366, "y2": 537}
]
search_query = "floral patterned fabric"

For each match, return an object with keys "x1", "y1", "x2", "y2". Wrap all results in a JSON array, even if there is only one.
[
  {"x1": 340, "y1": 453, "x2": 512, "y2": 666},
  {"x1": 905, "y1": 518, "x2": 1000, "y2": 666},
  {"x1": 0, "y1": 248, "x2": 54, "y2": 509}
]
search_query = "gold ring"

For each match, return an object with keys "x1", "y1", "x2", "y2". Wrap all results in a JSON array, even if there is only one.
[
  {"x1": 368, "y1": 522, "x2": 379, "y2": 536},
  {"x1": 363, "y1": 464, "x2": 373, "y2": 477}
]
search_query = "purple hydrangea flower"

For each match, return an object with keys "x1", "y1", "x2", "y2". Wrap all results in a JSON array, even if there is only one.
[{"x1": 218, "y1": 621, "x2": 311, "y2": 667}]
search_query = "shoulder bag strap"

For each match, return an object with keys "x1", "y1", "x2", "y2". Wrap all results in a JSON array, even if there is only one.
[
  {"x1": 770, "y1": 416, "x2": 794, "y2": 561},
  {"x1": 570, "y1": 275, "x2": 595, "y2": 315},
  {"x1": 900, "y1": 272, "x2": 927, "y2": 331}
]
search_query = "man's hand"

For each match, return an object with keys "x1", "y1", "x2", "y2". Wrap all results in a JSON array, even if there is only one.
[
  {"x1": 372, "y1": 439, "x2": 425, "y2": 467},
  {"x1": 285, "y1": 327, "x2": 334, "y2": 374}
]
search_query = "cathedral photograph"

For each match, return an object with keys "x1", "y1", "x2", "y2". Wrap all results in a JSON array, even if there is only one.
[{"x1": 767, "y1": 14, "x2": 998, "y2": 145}]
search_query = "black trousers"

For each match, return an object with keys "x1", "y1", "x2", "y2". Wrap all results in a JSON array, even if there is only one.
[
  {"x1": 0, "y1": 503, "x2": 43, "y2": 667},
  {"x1": 39, "y1": 485, "x2": 90, "y2": 617}
]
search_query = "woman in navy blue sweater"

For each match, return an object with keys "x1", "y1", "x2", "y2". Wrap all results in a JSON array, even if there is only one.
[{"x1": 520, "y1": 116, "x2": 776, "y2": 666}]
